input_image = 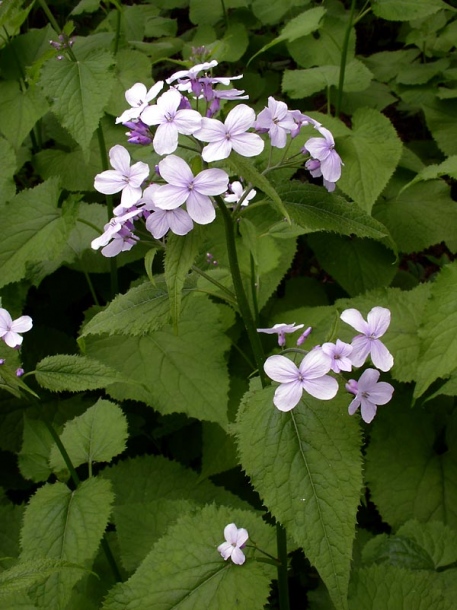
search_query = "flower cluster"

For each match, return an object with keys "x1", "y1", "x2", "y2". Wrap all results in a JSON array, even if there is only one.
[
  {"x1": 92, "y1": 59, "x2": 343, "y2": 256},
  {"x1": 261, "y1": 307, "x2": 394, "y2": 423}
]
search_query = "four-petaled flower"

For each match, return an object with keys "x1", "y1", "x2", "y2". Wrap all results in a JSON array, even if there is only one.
[
  {"x1": 0, "y1": 308, "x2": 33, "y2": 348},
  {"x1": 141, "y1": 88, "x2": 202, "y2": 155},
  {"x1": 224, "y1": 181, "x2": 256, "y2": 207},
  {"x1": 340, "y1": 307, "x2": 394, "y2": 371},
  {"x1": 194, "y1": 104, "x2": 264, "y2": 162},
  {"x1": 264, "y1": 351, "x2": 338, "y2": 411},
  {"x1": 257, "y1": 322, "x2": 304, "y2": 347},
  {"x1": 304, "y1": 126, "x2": 343, "y2": 184},
  {"x1": 255, "y1": 97, "x2": 297, "y2": 148},
  {"x1": 321, "y1": 339, "x2": 353, "y2": 373},
  {"x1": 143, "y1": 184, "x2": 193, "y2": 238},
  {"x1": 115, "y1": 81, "x2": 164, "y2": 124},
  {"x1": 217, "y1": 523, "x2": 249, "y2": 565},
  {"x1": 153, "y1": 155, "x2": 229, "y2": 225},
  {"x1": 347, "y1": 368, "x2": 394, "y2": 423},
  {"x1": 94, "y1": 145, "x2": 149, "y2": 213}
]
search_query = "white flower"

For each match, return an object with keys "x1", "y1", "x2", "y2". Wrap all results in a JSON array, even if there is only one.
[
  {"x1": 224, "y1": 181, "x2": 256, "y2": 207},
  {"x1": 257, "y1": 322, "x2": 304, "y2": 347},
  {"x1": 0, "y1": 309, "x2": 33, "y2": 348},
  {"x1": 217, "y1": 523, "x2": 249, "y2": 565},
  {"x1": 347, "y1": 368, "x2": 394, "y2": 423},
  {"x1": 115, "y1": 81, "x2": 164, "y2": 124}
]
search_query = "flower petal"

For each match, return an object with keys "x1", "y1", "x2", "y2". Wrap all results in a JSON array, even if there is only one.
[
  {"x1": 0, "y1": 309, "x2": 12, "y2": 334},
  {"x1": 367, "y1": 306, "x2": 391, "y2": 338},
  {"x1": 201, "y1": 140, "x2": 232, "y2": 162},
  {"x1": 158, "y1": 155, "x2": 193, "y2": 186},
  {"x1": 168, "y1": 208, "x2": 194, "y2": 235},
  {"x1": 193, "y1": 168, "x2": 228, "y2": 195},
  {"x1": 145, "y1": 209, "x2": 170, "y2": 239},
  {"x1": 231, "y1": 547, "x2": 246, "y2": 565},
  {"x1": 231, "y1": 132, "x2": 265, "y2": 158},
  {"x1": 349, "y1": 336, "x2": 372, "y2": 367},
  {"x1": 340, "y1": 308, "x2": 369, "y2": 334},
  {"x1": 370, "y1": 339, "x2": 394, "y2": 372},
  {"x1": 264, "y1": 355, "x2": 299, "y2": 383},
  {"x1": 223, "y1": 523, "x2": 239, "y2": 544},
  {"x1": 348, "y1": 395, "x2": 361, "y2": 416},
  {"x1": 360, "y1": 398, "x2": 377, "y2": 424},
  {"x1": 225, "y1": 104, "x2": 256, "y2": 133},
  {"x1": 235, "y1": 528, "x2": 249, "y2": 547},
  {"x1": 299, "y1": 348, "x2": 332, "y2": 379},
  {"x1": 154, "y1": 184, "x2": 189, "y2": 210},
  {"x1": 10, "y1": 315, "x2": 33, "y2": 334},
  {"x1": 109, "y1": 145, "x2": 131, "y2": 174},
  {"x1": 94, "y1": 170, "x2": 126, "y2": 195},
  {"x1": 3, "y1": 331, "x2": 23, "y2": 348},
  {"x1": 273, "y1": 381, "x2": 303, "y2": 411},
  {"x1": 217, "y1": 541, "x2": 233, "y2": 560},
  {"x1": 302, "y1": 375, "x2": 338, "y2": 400},
  {"x1": 153, "y1": 122, "x2": 179, "y2": 155},
  {"x1": 186, "y1": 191, "x2": 215, "y2": 224}
]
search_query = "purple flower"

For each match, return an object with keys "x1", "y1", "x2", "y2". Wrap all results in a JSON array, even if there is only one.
[
  {"x1": 16, "y1": 367, "x2": 25, "y2": 377},
  {"x1": 0, "y1": 309, "x2": 33, "y2": 348},
  {"x1": 296, "y1": 326, "x2": 312, "y2": 346},
  {"x1": 141, "y1": 88, "x2": 202, "y2": 155},
  {"x1": 143, "y1": 184, "x2": 193, "y2": 238},
  {"x1": 194, "y1": 104, "x2": 264, "y2": 162},
  {"x1": 257, "y1": 322, "x2": 304, "y2": 347},
  {"x1": 255, "y1": 97, "x2": 296, "y2": 148},
  {"x1": 153, "y1": 154, "x2": 229, "y2": 225},
  {"x1": 264, "y1": 351, "x2": 338, "y2": 411},
  {"x1": 94, "y1": 145, "x2": 149, "y2": 211},
  {"x1": 115, "y1": 81, "x2": 164, "y2": 124},
  {"x1": 304, "y1": 126, "x2": 343, "y2": 183},
  {"x1": 340, "y1": 307, "x2": 394, "y2": 372},
  {"x1": 165, "y1": 60, "x2": 219, "y2": 95},
  {"x1": 217, "y1": 523, "x2": 249, "y2": 565},
  {"x1": 124, "y1": 120, "x2": 153, "y2": 146},
  {"x1": 321, "y1": 339, "x2": 353, "y2": 373},
  {"x1": 347, "y1": 368, "x2": 394, "y2": 423}
]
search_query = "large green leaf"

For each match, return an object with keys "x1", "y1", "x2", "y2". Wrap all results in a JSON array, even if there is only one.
[
  {"x1": 371, "y1": 0, "x2": 450, "y2": 21},
  {"x1": 336, "y1": 108, "x2": 402, "y2": 213},
  {"x1": 237, "y1": 386, "x2": 362, "y2": 610},
  {"x1": 18, "y1": 416, "x2": 54, "y2": 483},
  {"x1": 0, "y1": 136, "x2": 16, "y2": 203},
  {"x1": 0, "y1": 178, "x2": 77, "y2": 289},
  {"x1": 395, "y1": 520, "x2": 457, "y2": 569},
  {"x1": 0, "y1": 81, "x2": 49, "y2": 150},
  {"x1": 39, "y1": 48, "x2": 116, "y2": 156},
  {"x1": 20, "y1": 478, "x2": 114, "y2": 610},
  {"x1": 84, "y1": 295, "x2": 230, "y2": 426},
  {"x1": 420, "y1": 98, "x2": 457, "y2": 157},
  {"x1": 414, "y1": 262, "x2": 457, "y2": 397},
  {"x1": 49, "y1": 398, "x2": 128, "y2": 471},
  {"x1": 102, "y1": 505, "x2": 275, "y2": 610}
]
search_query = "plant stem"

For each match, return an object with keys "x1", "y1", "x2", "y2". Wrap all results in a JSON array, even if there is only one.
[
  {"x1": 276, "y1": 523, "x2": 290, "y2": 610},
  {"x1": 37, "y1": 0, "x2": 61, "y2": 34},
  {"x1": 191, "y1": 265, "x2": 238, "y2": 305},
  {"x1": 335, "y1": 0, "x2": 357, "y2": 117}
]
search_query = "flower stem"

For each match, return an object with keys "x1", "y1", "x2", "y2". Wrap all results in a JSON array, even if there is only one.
[
  {"x1": 335, "y1": 0, "x2": 357, "y2": 117},
  {"x1": 276, "y1": 523, "x2": 290, "y2": 610},
  {"x1": 215, "y1": 197, "x2": 267, "y2": 386}
]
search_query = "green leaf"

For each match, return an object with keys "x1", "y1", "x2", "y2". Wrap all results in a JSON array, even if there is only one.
[
  {"x1": 0, "y1": 178, "x2": 77, "y2": 289},
  {"x1": 400, "y1": 156, "x2": 457, "y2": 192},
  {"x1": 18, "y1": 416, "x2": 53, "y2": 483},
  {"x1": 39, "y1": 49, "x2": 116, "y2": 156},
  {"x1": 35, "y1": 355, "x2": 125, "y2": 393},
  {"x1": 307, "y1": 234, "x2": 397, "y2": 296},
  {"x1": 165, "y1": 229, "x2": 202, "y2": 330},
  {"x1": 365, "y1": 399, "x2": 457, "y2": 530},
  {"x1": 421, "y1": 98, "x2": 457, "y2": 156},
  {"x1": 249, "y1": 7, "x2": 325, "y2": 63},
  {"x1": 49, "y1": 398, "x2": 128, "y2": 471},
  {"x1": 0, "y1": 136, "x2": 16, "y2": 203},
  {"x1": 280, "y1": 182, "x2": 395, "y2": 251},
  {"x1": 414, "y1": 263, "x2": 457, "y2": 397},
  {"x1": 84, "y1": 296, "x2": 230, "y2": 426},
  {"x1": 336, "y1": 108, "x2": 403, "y2": 213},
  {"x1": 227, "y1": 152, "x2": 290, "y2": 221},
  {"x1": 396, "y1": 520, "x2": 457, "y2": 569},
  {"x1": 371, "y1": 0, "x2": 451, "y2": 21},
  {"x1": 0, "y1": 82, "x2": 49, "y2": 151},
  {"x1": 237, "y1": 386, "x2": 362, "y2": 610},
  {"x1": 374, "y1": 179, "x2": 457, "y2": 254},
  {"x1": 349, "y1": 565, "x2": 453, "y2": 609},
  {"x1": 282, "y1": 59, "x2": 372, "y2": 98},
  {"x1": 20, "y1": 478, "x2": 114, "y2": 610},
  {"x1": 0, "y1": 503, "x2": 24, "y2": 568},
  {"x1": 361, "y1": 534, "x2": 435, "y2": 570},
  {"x1": 252, "y1": 0, "x2": 308, "y2": 25},
  {"x1": 200, "y1": 422, "x2": 238, "y2": 479},
  {"x1": 80, "y1": 279, "x2": 191, "y2": 338},
  {"x1": 102, "y1": 505, "x2": 275, "y2": 610}
]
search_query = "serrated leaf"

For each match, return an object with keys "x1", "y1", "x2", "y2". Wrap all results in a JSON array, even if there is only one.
[
  {"x1": 371, "y1": 0, "x2": 450, "y2": 21},
  {"x1": 165, "y1": 229, "x2": 202, "y2": 330},
  {"x1": 414, "y1": 262, "x2": 457, "y2": 397},
  {"x1": 84, "y1": 296, "x2": 230, "y2": 426},
  {"x1": 35, "y1": 355, "x2": 125, "y2": 393},
  {"x1": 421, "y1": 97, "x2": 457, "y2": 156},
  {"x1": 0, "y1": 559, "x2": 89, "y2": 597},
  {"x1": 396, "y1": 520, "x2": 457, "y2": 569},
  {"x1": 20, "y1": 478, "x2": 114, "y2": 610},
  {"x1": 365, "y1": 399, "x2": 457, "y2": 530},
  {"x1": 18, "y1": 416, "x2": 53, "y2": 483},
  {"x1": 361, "y1": 534, "x2": 435, "y2": 570},
  {"x1": 102, "y1": 505, "x2": 275, "y2": 610},
  {"x1": 0, "y1": 178, "x2": 78, "y2": 289},
  {"x1": 80, "y1": 279, "x2": 192, "y2": 338},
  {"x1": 0, "y1": 82, "x2": 49, "y2": 150},
  {"x1": 400, "y1": 155, "x2": 457, "y2": 192},
  {"x1": 0, "y1": 136, "x2": 16, "y2": 203},
  {"x1": 227, "y1": 152, "x2": 290, "y2": 221},
  {"x1": 282, "y1": 59, "x2": 372, "y2": 98},
  {"x1": 39, "y1": 49, "x2": 116, "y2": 156},
  {"x1": 49, "y1": 399, "x2": 128, "y2": 471},
  {"x1": 237, "y1": 386, "x2": 362, "y2": 610},
  {"x1": 336, "y1": 108, "x2": 402, "y2": 213}
]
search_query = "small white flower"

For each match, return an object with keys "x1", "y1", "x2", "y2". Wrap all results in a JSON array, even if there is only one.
[
  {"x1": 0, "y1": 309, "x2": 33, "y2": 348},
  {"x1": 115, "y1": 81, "x2": 164, "y2": 124},
  {"x1": 257, "y1": 322, "x2": 304, "y2": 347},
  {"x1": 217, "y1": 523, "x2": 249, "y2": 565}
]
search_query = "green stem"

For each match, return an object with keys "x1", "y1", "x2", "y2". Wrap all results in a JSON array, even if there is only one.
[
  {"x1": 215, "y1": 197, "x2": 267, "y2": 386},
  {"x1": 191, "y1": 265, "x2": 237, "y2": 305},
  {"x1": 82, "y1": 267, "x2": 100, "y2": 307},
  {"x1": 37, "y1": 0, "x2": 61, "y2": 34},
  {"x1": 335, "y1": 0, "x2": 357, "y2": 117},
  {"x1": 96, "y1": 124, "x2": 119, "y2": 297},
  {"x1": 276, "y1": 523, "x2": 290, "y2": 610}
]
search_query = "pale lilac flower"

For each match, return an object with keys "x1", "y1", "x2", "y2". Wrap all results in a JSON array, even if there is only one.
[
  {"x1": 115, "y1": 81, "x2": 164, "y2": 124},
  {"x1": 304, "y1": 158, "x2": 336, "y2": 192},
  {"x1": 141, "y1": 88, "x2": 202, "y2": 156},
  {"x1": 321, "y1": 339, "x2": 353, "y2": 373},
  {"x1": 255, "y1": 97, "x2": 297, "y2": 148},
  {"x1": 153, "y1": 155, "x2": 228, "y2": 225},
  {"x1": 0, "y1": 309, "x2": 33, "y2": 348},
  {"x1": 340, "y1": 307, "x2": 394, "y2": 372},
  {"x1": 94, "y1": 145, "x2": 149, "y2": 211},
  {"x1": 257, "y1": 322, "x2": 304, "y2": 347},
  {"x1": 289, "y1": 110, "x2": 319, "y2": 138},
  {"x1": 166, "y1": 60, "x2": 218, "y2": 91},
  {"x1": 91, "y1": 208, "x2": 142, "y2": 252},
  {"x1": 224, "y1": 181, "x2": 256, "y2": 207},
  {"x1": 124, "y1": 120, "x2": 153, "y2": 146},
  {"x1": 304, "y1": 126, "x2": 343, "y2": 183},
  {"x1": 101, "y1": 225, "x2": 138, "y2": 257},
  {"x1": 218, "y1": 523, "x2": 249, "y2": 565},
  {"x1": 296, "y1": 327, "x2": 312, "y2": 346},
  {"x1": 194, "y1": 104, "x2": 264, "y2": 162},
  {"x1": 264, "y1": 351, "x2": 338, "y2": 411},
  {"x1": 345, "y1": 379, "x2": 358, "y2": 395},
  {"x1": 16, "y1": 367, "x2": 24, "y2": 377},
  {"x1": 347, "y1": 368, "x2": 394, "y2": 423},
  {"x1": 143, "y1": 184, "x2": 193, "y2": 238}
]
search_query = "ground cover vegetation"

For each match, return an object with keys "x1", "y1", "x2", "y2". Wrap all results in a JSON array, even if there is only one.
[{"x1": 1, "y1": 0, "x2": 457, "y2": 608}]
